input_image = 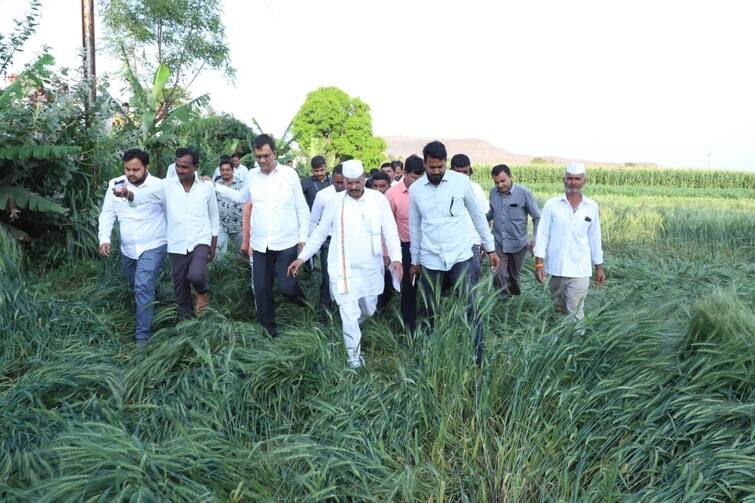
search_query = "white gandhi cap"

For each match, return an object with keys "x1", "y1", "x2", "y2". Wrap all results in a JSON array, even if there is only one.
[
  {"x1": 565, "y1": 163, "x2": 586, "y2": 175},
  {"x1": 342, "y1": 159, "x2": 365, "y2": 178}
]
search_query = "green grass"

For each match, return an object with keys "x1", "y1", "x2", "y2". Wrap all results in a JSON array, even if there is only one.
[{"x1": 1, "y1": 170, "x2": 754, "y2": 501}]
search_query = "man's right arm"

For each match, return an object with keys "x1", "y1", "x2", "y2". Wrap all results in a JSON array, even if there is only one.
[
  {"x1": 214, "y1": 183, "x2": 250, "y2": 203},
  {"x1": 98, "y1": 184, "x2": 117, "y2": 256}
]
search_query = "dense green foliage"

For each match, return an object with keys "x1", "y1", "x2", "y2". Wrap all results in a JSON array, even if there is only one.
[
  {"x1": 292, "y1": 86, "x2": 386, "y2": 168},
  {"x1": 1, "y1": 167, "x2": 752, "y2": 501}
]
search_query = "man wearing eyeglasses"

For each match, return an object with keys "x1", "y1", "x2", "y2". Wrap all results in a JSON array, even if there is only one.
[
  {"x1": 408, "y1": 141, "x2": 500, "y2": 366},
  {"x1": 214, "y1": 134, "x2": 310, "y2": 337}
]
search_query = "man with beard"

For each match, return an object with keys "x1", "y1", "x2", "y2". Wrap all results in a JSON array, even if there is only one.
[
  {"x1": 99, "y1": 148, "x2": 167, "y2": 345},
  {"x1": 534, "y1": 163, "x2": 605, "y2": 320},
  {"x1": 408, "y1": 141, "x2": 499, "y2": 366},
  {"x1": 114, "y1": 147, "x2": 219, "y2": 319},
  {"x1": 288, "y1": 160, "x2": 402, "y2": 369}
]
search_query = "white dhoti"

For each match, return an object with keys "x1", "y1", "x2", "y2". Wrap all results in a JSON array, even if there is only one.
[{"x1": 298, "y1": 186, "x2": 402, "y2": 368}]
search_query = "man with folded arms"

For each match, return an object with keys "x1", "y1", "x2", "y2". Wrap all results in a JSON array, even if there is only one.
[
  {"x1": 214, "y1": 134, "x2": 309, "y2": 337},
  {"x1": 409, "y1": 141, "x2": 499, "y2": 366},
  {"x1": 487, "y1": 164, "x2": 540, "y2": 298},
  {"x1": 288, "y1": 160, "x2": 402, "y2": 369},
  {"x1": 114, "y1": 147, "x2": 219, "y2": 319},
  {"x1": 534, "y1": 163, "x2": 605, "y2": 320},
  {"x1": 99, "y1": 148, "x2": 167, "y2": 344}
]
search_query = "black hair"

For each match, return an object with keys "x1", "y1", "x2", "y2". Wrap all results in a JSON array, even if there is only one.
[
  {"x1": 219, "y1": 155, "x2": 233, "y2": 167},
  {"x1": 121, "y1": 102, "x2": 129, "y2": 107},
  {"x1": 491, "y1": 164, "x2": 512, "y2": 177},
  {"x1": 175, "y1": 147, "x2": 200, "y2": 165},
  {"x1": 391, "y1": 160, "x2": 403, "y2": 170},
  {"x1": 310, "y1": 155, "x2": 326, "y2": 169},
  {"x1": 253, "y1": 134, "x2": 276, "y2": 152},
  {"x1": 369, "y1": 168, "x2": 381, "y2": 177},
  {"x1": 450, "y1": 153, "x2": 471, "y2": 168},
  {"x1": 122, "y1": 148, "x2": 149, "y2": 166},
  {"x1": 422, "y1": 140, "x2": 447, "y2": 161},
  {"x1": 333, "y1": 164, "x2": 343, "y2": 175},
  {"x1": 371, "y1": 171, "x2": 391, "y2": 185},
  {"x1": 231, "y1": 152, "x2": 241, "y2": 159},
  {"x1": 380, "y1": 162, "x2": 393, "y2": 170},
  {"x1": 404, "y1": 154, "x2": 425, "y2": 175}
]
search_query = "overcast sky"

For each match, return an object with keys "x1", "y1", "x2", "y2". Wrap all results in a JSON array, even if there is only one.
[{"x1": 3, "y1": 0, "x2": 754, "y2": 170}]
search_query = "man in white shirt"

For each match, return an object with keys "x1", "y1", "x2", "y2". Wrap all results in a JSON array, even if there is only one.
[
  {"x1": 450, "y1": 153, "x2": 489, "y2": 280},
  {"x1": 214, "y1": 134, "x2": 309, "y2": 337},
  {"x1": 115, "y1": 147, "x2": 219, "y2": 319},
  {"x1": 288, "y1": 160, "x2": 402, "y2": 368},
  {"x1": 381, "y1": 162, "x2": 400, "y2": 187},
  {"x1": 98, "y1": 148, "x2": 167, "y2": 344},
  {"x1": 212, "y1": 152, "x2": 249, "y2": 187},
  {"x1": 308, "y1": 164, "x2": 345, "y2": 322},
  {"x1": 534, "y1": 163, "x2": 605, "y2": 320},
  {"x1": 409, "y1": 141, "x2": 500, "y2": 366}
]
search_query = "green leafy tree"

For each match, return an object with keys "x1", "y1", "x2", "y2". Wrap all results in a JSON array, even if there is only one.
[
  {"x1": 0, "y1": 0, "x2": 41, "y2": 79},
  {"x1": 100, "y1": 0, "x2": 233, "y2": 117},
  {"x1": 291, "y1": 87, "x2": 386, "y2": 168}
]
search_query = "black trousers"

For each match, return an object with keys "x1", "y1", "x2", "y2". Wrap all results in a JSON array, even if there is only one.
[
  {"x1": 252, "y1": 245, "x2": 304, "y2": 336},
  {"x1": 170, "y1": 245, "x2": 210, "y2": 320},
  {"x1": 399, "y1": 242, "x2": 418, "y2": 332},
  {"x1": 318, "y1": 238, "x2": 332, "y2": 313},
  {"x1": 418, "y1": 257, "x2": 483, "y2": 365}
]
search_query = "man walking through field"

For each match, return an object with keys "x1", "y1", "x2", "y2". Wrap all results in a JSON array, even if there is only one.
[
  {"x1": 288, "y1": 160, "x2": 402, "y2": 369},
  {"x1": 534, "y1": 163, "x2": 605, "y2": 320},
  {"x1": 98, "y1": 148, "x2": 167, "y2": 345}
]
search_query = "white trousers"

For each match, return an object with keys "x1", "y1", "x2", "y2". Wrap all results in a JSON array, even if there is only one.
[
  {"x1": 338, "y1": 295, "x2": 378, "y2": 366},
  {"x1": 549, "y1": 276, "x2": 590, "y2": 320}
]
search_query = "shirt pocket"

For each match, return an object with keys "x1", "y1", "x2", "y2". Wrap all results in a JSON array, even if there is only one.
[{"x1": 442, "y1": 193, "x2": 466, "y2": 218}]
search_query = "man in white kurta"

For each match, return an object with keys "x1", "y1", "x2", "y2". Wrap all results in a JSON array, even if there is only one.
[{"x1": 288, "y1": 160, "x2": 402, "y2": 368}]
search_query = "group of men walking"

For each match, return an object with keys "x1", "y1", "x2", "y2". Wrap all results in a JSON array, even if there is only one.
[{"x1": 99, "y1": 136, "x2": 605, "y2": 366}]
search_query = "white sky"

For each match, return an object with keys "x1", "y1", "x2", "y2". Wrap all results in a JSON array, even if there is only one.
[{"x1": 3, "y1": 0, "x2": 754, "y2": 170}]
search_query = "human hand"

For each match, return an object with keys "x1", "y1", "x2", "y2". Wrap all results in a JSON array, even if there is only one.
[
  {"x1": 487, "y1": 251, "x2": 500, "y2": 271},
  {"x1": 99, "y1": 243, "x2": 110, "y2": 257},
  {"x1": 594, "y1": 265, "x2": 606, "y2": 286},
  {"x1": 389, "y1": 261, "x2": 403, "y2": 283},
  {"x1": 287, "y1": 258, "x2": 304, "y2": 277}
]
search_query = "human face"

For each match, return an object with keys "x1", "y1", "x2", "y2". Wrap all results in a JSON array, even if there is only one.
[
  {"x1": 123, "y1": 158, "x2": 148, "y2": 186},
  {"x1": 493, "y1": 171, "x2": 513, "y2": 193},
  {"x1": 231, "y1": 156, "x2": 240, "y2": 168},
  {"x1": 332, "y1": 173, "x2": 345, "y2": 192},
  {"x1": 452, "y1": 165, "x2": 471, "y2": 177},
  {"x1": 381, "y1": 166, "x2": 395, "y2": 179},
  {"x1": 402, "y1": 170, "x2": 423, "y2": 189},
  {"x1": 564, "y1": 173, "x2": 586, "y2": 195},
  {"x1": 254, "y1": 144, "x2": 277, "y2": 174},
  {"x1": 393, "y1": 166, "x2": 403, "y2": 181},
  {"x1": 312, "y1": 164, "x2": 327, "y2": 182},
  {"x1": 372, "y1": 179, "x2": 390, "y2": 194},
  {"x1": 345, "y1": 175, "x2": 366, "y2": 199},
  {"x1": 219, "y1": 163, "x2": 234, "y2": 182},
  {"x1": 175, "y1": 154, "x2": 197, "y2": 182},
  {"x1": 425, "y1": 157, "x2": 446, "y2": 185}
]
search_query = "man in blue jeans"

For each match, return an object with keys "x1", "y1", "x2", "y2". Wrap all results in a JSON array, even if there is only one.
[{"x1": 98, "y1": 148, "x2": 167, "y2": 345}]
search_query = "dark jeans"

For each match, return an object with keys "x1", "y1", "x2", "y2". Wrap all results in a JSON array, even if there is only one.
[
  {"x1": 418, "y1": 257, "x2": 483, "y2": 365},
  {"x1": 253, "y1": 245, "x2": 305, "y2": 336},
  {"x1": 399, "y1": 242, "x2": 418, "y2": 332},
  {"x1": 318, "y1": 238, "x2": 332, "y2": 314},
  {"x1": 121, "y1": 244, "x2": 167, "y2": 340},
  {"x1": 494, "y1": 243, "x2": 528, "y2": 297},
  {"x1": 377, "y1": 269, "x2": 394, "y2": 310},
  {"x1": 170, "y1": 245, "x2": 210, "y2": 320}
]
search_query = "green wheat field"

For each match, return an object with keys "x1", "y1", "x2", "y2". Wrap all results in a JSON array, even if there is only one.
[{"x1": 1, "y1": 165, "x2": 753, "y2": 501}]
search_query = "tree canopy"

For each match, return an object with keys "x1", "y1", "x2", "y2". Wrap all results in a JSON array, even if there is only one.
[{"x1": 291, "y1": 87, "x2": 386, "y2": 168}]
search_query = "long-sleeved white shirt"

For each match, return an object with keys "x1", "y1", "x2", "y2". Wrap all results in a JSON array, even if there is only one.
[
  {"x1": 308, "y1": 185, "x2": 338, "y2": 236},
  {"x1": 464, "y1": 180, "x2": 488, "y2": 246},
  {"x1": 534, "y1": 193, "x2": 603, "y2": 277},
  {"x1": 214, "y1": 164, "x2": 309, "y2": 252},
  {"x1": 131, "y1": 176, "x2": 219, "y2": 254},
  {"x1": 300, "y1": 189, "x2": 401, "y2": 303},
  {"x1": 409, "y1": 170, "x2": 495, "y2": 271},
  {"x1": 98, "y1": 174, "x2": 167, "y2": 259}
]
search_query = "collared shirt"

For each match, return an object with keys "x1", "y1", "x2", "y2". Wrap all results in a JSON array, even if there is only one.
[
  {"x1": 464, "y1": 181, "x2": 488, "y2": 246},
  {"x1": 215, "y1": 178, "x2": 245, "y2": 234},
  {"x1": 131, "y1": 175, "x2": 219, "y2": 255},
  {"x1": 487, "y1": 183, "x2": 541, "y2": 253},
  {"x1": 309, "y1": 185, "x2": 338, "y2": 236},
  {"x1": 98, "y1": 174, "x2": 167, "y2": 260},
  {"x1": 212, "y1": 164, "x2": 250, "y2": 187},
  {"x1": 385, "y1": 179, "x2": 411, "y2": 242},
  {"x1": 301, "y1": 175, "x2": 332, "y2": 208},
  {"x1": 214, "y1": 164, "x2": 309, "y2": 252},
  {"x1": 534, "y1": 193, "x2": 603, "y2": 277},
  {"x1": 409, "y1": 170, "x2": 495, "y2": 271}
]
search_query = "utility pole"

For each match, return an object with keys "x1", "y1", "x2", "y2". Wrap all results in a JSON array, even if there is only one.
[{"x1": 81, "y1": 0, "x2": 96, "y2": 112}]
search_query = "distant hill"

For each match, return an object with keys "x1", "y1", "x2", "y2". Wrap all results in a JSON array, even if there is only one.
[{"x1": 382, "y1": 135, "x2": 656, "y2": 167}]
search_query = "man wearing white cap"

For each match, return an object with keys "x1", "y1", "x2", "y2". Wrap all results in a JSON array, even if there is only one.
[
  {"x1": 534, "y1": 163, "x2": 605, "y2": 320},
  {"x1": 288, "y1": 160, "x2": 403, "y2": 368}
]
